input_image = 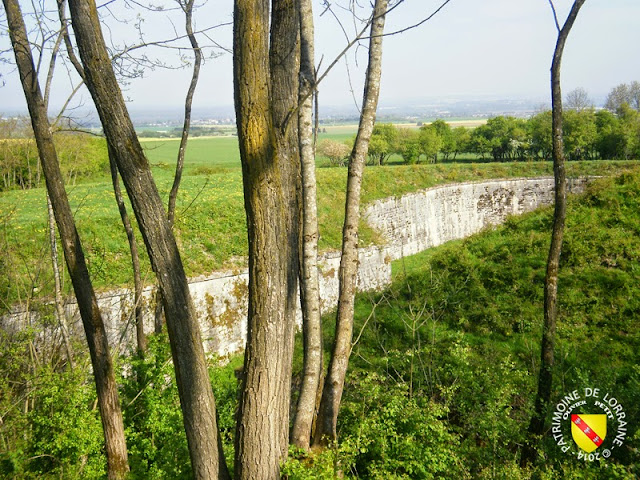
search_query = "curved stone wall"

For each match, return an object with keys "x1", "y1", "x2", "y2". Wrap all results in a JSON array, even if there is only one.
[
  {"x1": 365, "y1": 176, "x2": 590, "y2": 261},
  {"x1": 1, "y1": 176, "x2": 590, "y2": 357}
]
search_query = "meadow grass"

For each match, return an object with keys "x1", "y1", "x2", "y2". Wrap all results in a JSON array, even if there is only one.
[
  {"x1": 1, "y1": 132, "x2": 638, "y2": 310},
  {"x1": 141, "y1": 136, "x2": 242, "y2": 173}
]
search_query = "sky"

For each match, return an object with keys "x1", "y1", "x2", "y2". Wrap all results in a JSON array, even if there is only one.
[{"x1": 1, "y1": 0, "x2": 640, "y2": 115}]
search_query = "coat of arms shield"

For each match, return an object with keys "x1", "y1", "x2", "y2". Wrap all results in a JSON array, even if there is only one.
[{"x1": 571, "y1": 414, "x2": 607, "y2": 453}]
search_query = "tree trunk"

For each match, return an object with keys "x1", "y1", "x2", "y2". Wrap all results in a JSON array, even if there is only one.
[
  {"x1": 291, "y1": 0, "x2": 324, "y2": 451},
  {"x1": 233, "y1": 0, "x2": 300, "y2": 477},
  {"x1": 313, "y1": 0, "x2": 388, "y2": 447},
  {"x1": 46, "y1": 195, "x2": 74, "y2": 369},
  {"x1": 108, "y1": 149, "x2": 146, "y2": 355},
  {"x1": 167, "y1": 0, "x2": 201, "y2": 228},
  {"x1": 4, "y1": 1, "x2": 129, "y2": 477},
  {"x1": 521, "y1": 0, "x2": 586, "y2": 467},
  {"x1": 66, "y1": 0, "x2": 229, "y2": 477}
]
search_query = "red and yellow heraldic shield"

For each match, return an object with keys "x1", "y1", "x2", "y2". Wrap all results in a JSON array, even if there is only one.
[{"x1": 571, "y1": 414, "x2": 607, "y2": 453}]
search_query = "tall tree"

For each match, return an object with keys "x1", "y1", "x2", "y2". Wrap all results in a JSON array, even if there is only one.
[
  {"x1": 65, "y1": 0, "x2": 230, "y2": 477},
  {"x1": 565, "y1": 86, "x2": 592, "y2": 111},
  {"x1": 233, "y1": 0, "x2": 301, "y2": 477},
  {"x1": 55, "y1": 0, "x2": 148, "y2": 356},
  {"x1": 313, "y1": 0, "x2": 388, "y2": 447},
  {"x1": 3, "y1": 0, "x2": 130, "y2": 477},
  {"x1": 291, "y1": 0, "x2": 324, "y2": 451},
  {"x1": 521, "y1": 0, "x2": 587, "y2": 466}
]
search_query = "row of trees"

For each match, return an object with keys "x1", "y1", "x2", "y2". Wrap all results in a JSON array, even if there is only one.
[
  {"x1": 318, "y1": 84, "x2": 640, "y2": 167},
  {"x1": 476, "y1": 105, "x2": 640, "y2": 162},
  {"x1": 0, "y1": 118, "x2": 108, "y2": 190}
]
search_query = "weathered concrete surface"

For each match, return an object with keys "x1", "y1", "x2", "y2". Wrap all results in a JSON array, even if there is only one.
[
  {"x1": 1, "y1": 246, "x2": 390, "y2": 357},
  {"x1": 364, "y1": 176, "x2": 590, "y2": 261},
  {"x1": 1, "y1": 176, "x2": 590, "y2": 357}
]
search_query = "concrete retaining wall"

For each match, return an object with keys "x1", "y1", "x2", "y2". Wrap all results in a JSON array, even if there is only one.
[
  {"x1": 364, "y1": 176, "x2": 589, "y2": 260},
  {"x1": 1, "y1": 176, "x2": 590, "y2": 357}
]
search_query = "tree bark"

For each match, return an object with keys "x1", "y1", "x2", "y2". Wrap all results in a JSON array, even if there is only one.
[
  {"x1": 46, "y1": 195, "x2": 74, "y2": 369},
  {"x1": 521, "y1": 0, "x2": 586, "y2": 467},
  {"x1": 233, "y1": 0, "x2": 301, "y2": 477},
  {"x1": 108, "y1": 149, "x2": 146, "y2": 355},
  {"x1": 313, "y1": 0, "x2": 388, "y2": 447},
  {"x1": 66, "y1": 0, "x2": 229, "y2": 477},
  {"x1": 3, "y1": 1, "x2": 129, "y2": 477},
  {"x1": 291, "y1": 0, "x2": 324, "y2": 451}
]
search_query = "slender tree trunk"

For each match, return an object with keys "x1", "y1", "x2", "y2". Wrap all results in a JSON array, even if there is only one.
[
  {"x1": 168, "y1": 0, "x2": 201, "y2": 228},
  {"x1": 66, "y1": 0, "x2": 229, "y2": 477},
  {"x1": 153, "y1": 289, "x2": 165, "y2": 334},
  {"x1": 108, "y1": 149, "x2": 146, "y2": 355},
  {"x1": 313, "y1": 0, "x2": 388, "y2": 447},
  {"x1": 157, "y1": 0, "x2": 203, "y2": 335},
  {"x1": 521, "y1": 0, "x2": 586, "y2": 466},
  {"x1": 46, "y1": 195, "x2": 74, "y2": 369},
  {"x1": 233, "y1": 0, "x2": 300, "y2": 477},
  {"x1": 3, "y1": 1, "x2": 129, "y2": 477},
  {"x1": 291, "y1": 0, "x2": 324, "y2": 451},
  {"x1": 59, "y1": 0, "x2": 146, "y2": 357}
]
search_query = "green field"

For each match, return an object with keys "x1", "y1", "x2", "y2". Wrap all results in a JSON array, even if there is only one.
[
  {"x1": 1, "y1": 133, "x2": 639, "y2": 311},
  {"x1": 141, "y1": 136, "x2": 242, "y2": 172}
]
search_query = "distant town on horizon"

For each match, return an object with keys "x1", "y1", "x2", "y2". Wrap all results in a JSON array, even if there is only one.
[{"x1": 2, "y1": 93, "x2": 609, "y2": 131}]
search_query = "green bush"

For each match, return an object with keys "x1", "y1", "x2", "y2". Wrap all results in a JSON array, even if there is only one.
[
  {"x1": 0, "y1": 330, "x2": 105, "y2": 479},
  {"x1": 122, "y1": 334, "x2": 192, "y2": 479}
]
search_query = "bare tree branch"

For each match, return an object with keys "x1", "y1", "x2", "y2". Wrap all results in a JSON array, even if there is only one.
[{"x1": 548, "y1": 0, "x2": 561, "y2": 33}]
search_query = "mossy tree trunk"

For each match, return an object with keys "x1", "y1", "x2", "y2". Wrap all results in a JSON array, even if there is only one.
[
  {"x1": 233, "y1": 0, "x2": 301, "y2": 477},
  {"x1": 66, "y1": 0, "x2": 230, "y2": 477},
  {"x1": 522, "y1": 0, "x2": 587, "y2": 466},
  {"x1": 3, "y1": 0, "x2": 129, "y2": 477},
  {"x1": 313, "y1": 0, "x2": 388, "y2": 447}
]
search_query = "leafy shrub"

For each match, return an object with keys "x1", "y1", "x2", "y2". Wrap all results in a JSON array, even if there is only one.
[
  {"x1": 121, "y1": 334, "x2": 241, "y2": 478},
  {"x1": 0, "y1": 329, "x2": 105, "y2": 479},
  {"x1": 339, "y1": 372, "x2": 467, "y2": 479},
  {"x1": 122, "y1": 334, "x2": 192, "y2": 479}
]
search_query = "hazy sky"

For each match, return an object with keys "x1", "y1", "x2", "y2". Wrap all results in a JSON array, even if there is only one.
[{"x1": 1, "y1": 0, "x2": 639, "y2": 114}]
